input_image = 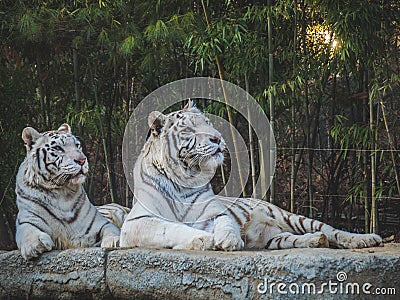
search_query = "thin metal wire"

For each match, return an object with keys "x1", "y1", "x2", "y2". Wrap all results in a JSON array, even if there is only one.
[
  {"x1": 278, "y1": 147, "x2": 400, "y2": 152},
  {"x1": 226, "y1": 147, "x2": 400, "y2": 154},
  {"x1": 274, "y1": 192, "x2": 400, "y2": 201}
]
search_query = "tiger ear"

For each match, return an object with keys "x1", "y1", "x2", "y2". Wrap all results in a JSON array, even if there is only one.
[
  {"x1": 58, "y1": 123, "x2": 71, "y2": 133},
  {"x1": 148, "y1": 111, "x2": 166, "y2": 136},
  {"x1": 183, "y1": 99, "x2": 194, "y2": 110},
  {"x1": 22, "y1": 127, "x2": 42, "y2": 151}
]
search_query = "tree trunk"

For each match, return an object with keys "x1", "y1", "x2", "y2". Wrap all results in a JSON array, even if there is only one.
[
  {"x1": 267, "y1": 0, "x2": 275, "y2": 204},
  {"x1": 290, "y1": 0, "x2": 298, "y2": 213}
]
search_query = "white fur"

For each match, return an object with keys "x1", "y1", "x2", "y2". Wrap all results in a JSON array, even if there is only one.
[
  {"x1": 16, "y1": 125, "x2": 120, "y2": 260},
  {"x1": 120, "y1": 106, "x2": 382, "y2": 251}
]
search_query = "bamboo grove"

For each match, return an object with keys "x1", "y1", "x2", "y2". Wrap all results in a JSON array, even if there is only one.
[{"x1": 1, "y1": 0, "x2": 399, "y2": 249}]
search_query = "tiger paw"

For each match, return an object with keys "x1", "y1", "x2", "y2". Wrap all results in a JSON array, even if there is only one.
[
  {"x1": 214, "y1": 230, "x2": 244, "y2": 251},
  {"x1": 307, "y1": 232, "x2": 329, "y2": 248},
  {"x1": 174, "y1": 234, "x2": 214, "y2": 251},
  {"x1": 20, "y1": 232, "x2": 54, "y2": 260},
  {"x1": 101, "y1": 235, "x2": 120, "y2": 248},
  {"x1": 339, "y1": 233, "x2": 382, "y2": 249}
]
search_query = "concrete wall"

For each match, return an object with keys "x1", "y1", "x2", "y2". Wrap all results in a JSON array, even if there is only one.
[{"x1": 1, "y1": 244, "x2": 399, "y2": 299}]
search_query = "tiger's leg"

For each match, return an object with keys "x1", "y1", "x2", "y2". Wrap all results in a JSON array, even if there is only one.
[
  {"x1": 264, "y1": 203, "x2": 382, "y2": 249},
  {"x1": 99, "y1": 221, "x2": 121, "y2": 248},
  {"x1": 285, "y1": 216, "x2": 382, "y2": 249},
  {"x1": 120, "y1": 216, "x2": 214, "y2": 250},
  {"x1": 265, "y1": 232, "x2": 329, "y2": 250},
  {"x1": 243, "y1": 210, "x2": 328, "y2": 249},
  {"x1": 213, "y1": 215, "x2": 244, "y2": 251},
  {"x1": 310, "y1": 223, "x2": 382, "y2": 249},
  {"x1": 16, "y1": 222, "x2": 54, "y2": 260}
]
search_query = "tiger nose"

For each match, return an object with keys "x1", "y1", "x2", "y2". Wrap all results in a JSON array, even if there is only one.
[
  {"x1": 210, "y1": 136, "x2": 221, "y2": 145},
  {"x1": 74, "y1": 158, "x2": 86, "y2": 166}
]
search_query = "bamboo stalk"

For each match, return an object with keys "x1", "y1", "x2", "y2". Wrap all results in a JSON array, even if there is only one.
[
  {"x1": 93, "y1": 71, "x2": 116, "y2": 204},
  {"x1": 102, "y1": 136, "x2": 115, "y2": 203},
  {"x1": 245, "y1": 73, "x2": 257, "y2": 197},
  {"x1": 73, "y1": 48, "x2": 82, "y2": 136},
  {"x1": 201, "y1": 0, "x2": 247, "y2": 196},
  {"x1": 290, "y1": 0, "x2": 298, "y2": 213},
  {"x1": 259, "y1": 140, "x2": 267, "y2": 200},
  {"x1": 379, "y1": 100, "x2": 400, "y2": 195},
  {"x1": 88, "y1": 138, "x2": 101, "y2": 198},
  {"x1": 362, "y1": 71, "x2": 370, "y2": 233},
  {"x1": 300, "y1": 0, "x2": 313, "y2": 218},
  {"x1": 369, "y1": 91, "x2": 377, "y2": 233},
  {"x1": 267, "y1": 0, "x2": 275, "y2": 204},
  {"x1": 36, "y1": 56, "x2": 47, "y2": 128}
]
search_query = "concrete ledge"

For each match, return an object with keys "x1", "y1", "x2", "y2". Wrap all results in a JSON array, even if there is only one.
[{"x1": 1, "y1": 245, "x2": 399, "y2": 299}]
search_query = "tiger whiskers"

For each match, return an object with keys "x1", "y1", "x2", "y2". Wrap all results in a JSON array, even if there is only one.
[
  {"x1": 50, "y1": 173, "x2": 69, "y2": 186},
  {"x1": 188, "y1": 155, "x2": 200, "y2": 169},
  {"x1": 186, "y1": 149, "x2": 222, "y2": 170},
  {"x1": 50, "y1": 170, "x2": 80, "y2": 186}
]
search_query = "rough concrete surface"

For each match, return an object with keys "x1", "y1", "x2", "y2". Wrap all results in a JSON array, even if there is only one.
[{"x1": 0, "y1": 244, "x2": 399, "y2": 299}]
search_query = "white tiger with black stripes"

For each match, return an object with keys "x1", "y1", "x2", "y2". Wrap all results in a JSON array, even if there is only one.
[
  {"x1": 15, "y1": 124, "x2": 120, "y2": 260},
  {"x1": 120, "y1": 103, "x2": 382, "y2": 251}
]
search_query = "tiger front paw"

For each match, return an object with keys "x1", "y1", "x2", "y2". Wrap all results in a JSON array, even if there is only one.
[
  {"x1": 214, "y1": 230, "x2": 244, "y2": 251},
  {"x1": 20, "y1": 232, "x2": 54, "y2": 260},
  {"x1": 307, "y1": 232, "x2": 329, "y2": 248},
  {"x1": 174, "y1": 234, "x2": 214, "y2": 251},
  {"x1": 101, "y1": 235, "x2": 120, "y2": 248}
]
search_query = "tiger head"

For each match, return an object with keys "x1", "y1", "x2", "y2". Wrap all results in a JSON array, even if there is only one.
[
  {"x1": 146, "y1": 103, "x2": 225, "y2": 188},
  {"x1": 21, "y1": 124, "x2": 89, "y2": 188}
]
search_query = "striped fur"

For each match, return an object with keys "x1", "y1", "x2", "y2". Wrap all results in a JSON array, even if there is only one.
[
  {"x1": 15, "y1": 124, "x2": 120, "y2": 260},
  {"x1": 96, "y1": 203, "x2": 131, "y2": 228},
  {"x1": 120, "y1": 104, "x2": 382, "y2": 250}
]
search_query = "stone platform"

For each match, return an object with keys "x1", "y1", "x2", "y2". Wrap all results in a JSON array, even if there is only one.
[{"x1": 0, "y1": 244, "x2": 399, "y2": 299}]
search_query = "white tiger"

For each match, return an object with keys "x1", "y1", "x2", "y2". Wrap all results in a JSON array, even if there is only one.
[
  {"x1": 15, "y1": 124, "x2": 120, "y2": 260},
  {"x1": 120, "y1": 103, "x2": 382, "y2": 251}
]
